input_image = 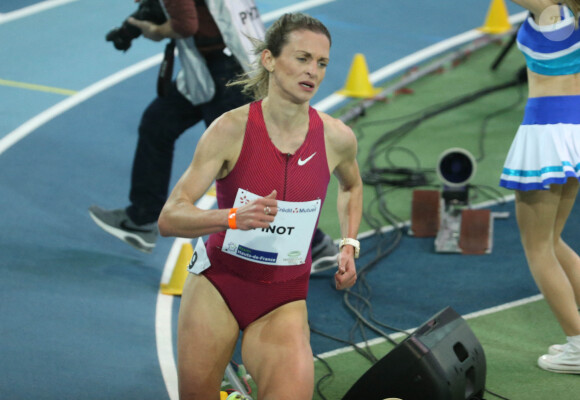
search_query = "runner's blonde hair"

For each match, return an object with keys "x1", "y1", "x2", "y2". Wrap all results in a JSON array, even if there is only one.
[{"x1": 228, "y1": 13, "x2": 331, "y2": 100}]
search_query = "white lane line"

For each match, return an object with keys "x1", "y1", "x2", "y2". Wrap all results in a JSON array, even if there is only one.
[
  {"x1": 261, "y1": 0, "x2": 335, "y2": 22},
  {"x1": 462, "y1": 294, "x2": 544, "y2": 320},
  {"x1": 0, "y1": 0, "x2": 78, "y2": 24},
  {"x1": 315, "y1": 294, "x2": 544, "y2": 361},
  {"x1": 0, "y1": 53, "x2": 163, "y2": 156},
  {"x1": 155, "y1": 294, "x2": 179, "y2": 400}
]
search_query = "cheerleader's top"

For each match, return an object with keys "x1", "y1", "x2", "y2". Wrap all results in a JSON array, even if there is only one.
[{"x1": 516, "y1": 5, "x2": 580, "y2": 75}]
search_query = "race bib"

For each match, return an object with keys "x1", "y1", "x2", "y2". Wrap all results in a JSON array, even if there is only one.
[
  {"x1": 187, "y1": 238, "x2": 211, "y2": 275},
  {"x1": 222, "y1": 189, "x2": 321, "y2": 266}
]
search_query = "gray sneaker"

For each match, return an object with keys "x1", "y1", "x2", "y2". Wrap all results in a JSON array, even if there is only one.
[
  {"x1": 88, "y1": 206, "x2": 158, "y2": 253},
  {"x1": 311, "y1": 233, "x2": 339, "y2": 274}
]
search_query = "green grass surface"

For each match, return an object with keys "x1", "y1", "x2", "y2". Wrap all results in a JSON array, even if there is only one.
[{"x1": 318, "y1": 39, "x2": 527, "y2": 239}]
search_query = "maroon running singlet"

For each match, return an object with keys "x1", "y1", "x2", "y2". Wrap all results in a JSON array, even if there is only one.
[{"x1": 202, "y1": 100, "x2": 331, "y2": 329}]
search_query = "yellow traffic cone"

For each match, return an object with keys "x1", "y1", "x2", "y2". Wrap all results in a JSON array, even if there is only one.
[
  {"x1": 478, "y1": 0, "x2": 511, "y2": 34},
  {"x1": 160, "y1": 241, "x2": 193, "y2": 295},
  {"x1": 337, "y1": 53, "x2": 382, "y2": 98}
]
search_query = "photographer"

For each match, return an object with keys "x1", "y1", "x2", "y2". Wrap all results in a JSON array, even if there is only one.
[
  {"x1": 89, "y1": 0, "x2": 263, "y2": 252},
  {"x1": 90, "y1": 0, "x2": 340, "y2": 267}
]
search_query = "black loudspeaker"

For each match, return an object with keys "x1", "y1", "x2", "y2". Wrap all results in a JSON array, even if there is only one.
[{"x1": 342, "y1": 307, "x2": 486, "y2": 400}]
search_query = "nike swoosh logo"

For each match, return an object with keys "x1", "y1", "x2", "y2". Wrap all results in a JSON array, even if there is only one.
[
  {"x1": 298, "y1": 152, "x2": 316, "y2": 166},
  {"x1": 120, "y1": 220, "x2": 154, "y2": 233}
]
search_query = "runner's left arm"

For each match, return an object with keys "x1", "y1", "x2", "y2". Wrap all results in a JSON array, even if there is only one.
[{"x1": 331, "y1": 121, "x2": 363, "y2": 290}]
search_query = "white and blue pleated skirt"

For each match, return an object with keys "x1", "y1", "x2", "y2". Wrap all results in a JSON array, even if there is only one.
[{"x1": 499, "y1": 95, "x2": 580, "y2": 191}]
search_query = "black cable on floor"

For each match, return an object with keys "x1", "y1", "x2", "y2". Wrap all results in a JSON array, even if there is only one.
[
  {"x1": 484, "y1": 387, "x2": 512, "y2": 400},
  {"x1": 362, "y1": 72, "x2": 526, "y2": 189},
  {"x1": 310, "y1": 67, "x2": 526, "y2": 400},
  {"x1": 313, "y1": 354, "x2": 333, "y2": 400}
]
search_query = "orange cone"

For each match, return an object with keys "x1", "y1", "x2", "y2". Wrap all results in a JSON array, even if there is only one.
[
  {"x1": 337, "y1": 54, "x2": 382, "y2": 98},
  {"x1": 479, "y1": 0, "x2": 511, "y2": 34}
]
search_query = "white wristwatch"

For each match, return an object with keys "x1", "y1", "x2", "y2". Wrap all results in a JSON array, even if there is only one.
[{"x1": 339, "y1": 238, "x2": 360, "y2": 259}]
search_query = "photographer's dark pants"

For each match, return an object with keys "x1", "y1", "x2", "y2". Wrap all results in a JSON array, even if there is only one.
[{"x1": 127, "y1": 51, "x2": 248, "y2": 225}]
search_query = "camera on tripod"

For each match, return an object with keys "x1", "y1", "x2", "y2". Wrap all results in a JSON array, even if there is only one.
[{"x1": 105, "y1": 0, "x2": 167, "y2": 52}]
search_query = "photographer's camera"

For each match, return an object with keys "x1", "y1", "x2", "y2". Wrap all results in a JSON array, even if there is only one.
[{"x1": 105, "y1": 0, "x2": 167, "y2": 52}]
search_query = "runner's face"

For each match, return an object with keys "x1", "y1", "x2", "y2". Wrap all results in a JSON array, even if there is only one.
[{"x1": 269, "y1": 29, "x2": 330, "y2": 103}]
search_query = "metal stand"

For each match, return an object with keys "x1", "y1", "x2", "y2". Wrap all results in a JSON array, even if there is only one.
[
  {"x1": 410, "y1": 189, "x2": 509, "y2": 254},
  {"x1": 490, "y1": 22, "x2": 524, "y2": 71}
]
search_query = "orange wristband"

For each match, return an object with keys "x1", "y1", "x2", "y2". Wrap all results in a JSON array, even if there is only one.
[{"x1": 228, "y1": 208, "x2": 237, "y2": 229}]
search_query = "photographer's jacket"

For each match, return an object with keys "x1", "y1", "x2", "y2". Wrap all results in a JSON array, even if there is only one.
[{"x1": 162, "y1": 0, "x2": 265, "y2": 105}]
